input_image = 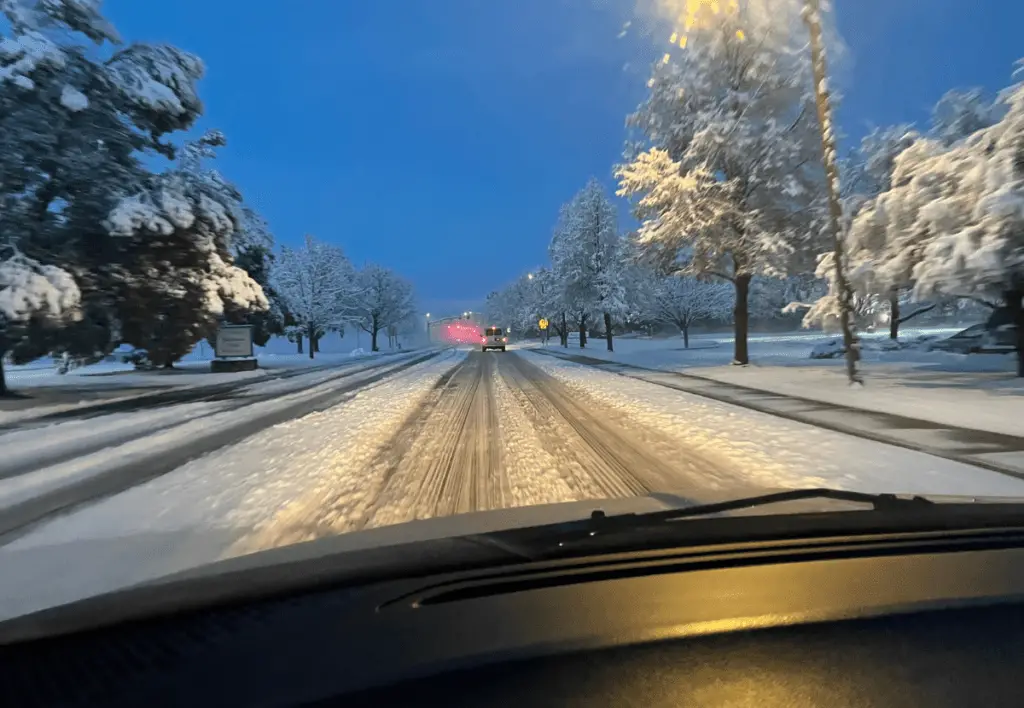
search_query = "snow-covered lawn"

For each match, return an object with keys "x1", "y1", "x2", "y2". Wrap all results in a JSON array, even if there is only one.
[
  {"x1": 520, "y1": 350, "x2": 1024, "y2": 497},
  {"x1": 523, "y1": 328, "x2": 1023, "y2": 437}
]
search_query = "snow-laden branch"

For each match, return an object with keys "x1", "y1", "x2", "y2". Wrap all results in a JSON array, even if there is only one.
[{"x1": 0, "y1": 250, "x2": 80, "y2": 325}]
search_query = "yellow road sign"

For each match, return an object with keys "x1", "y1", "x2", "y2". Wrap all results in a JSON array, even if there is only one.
[{"x1": 538, "y1": 318, "x2": 549, "y2": 330}]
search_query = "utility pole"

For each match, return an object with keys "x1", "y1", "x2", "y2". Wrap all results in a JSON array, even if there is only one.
[{"x1": 803, "y1": 0, "x2": 862, "y2": 385}]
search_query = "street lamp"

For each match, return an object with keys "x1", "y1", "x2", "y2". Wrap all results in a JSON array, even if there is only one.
[{"x1": 802, "y1": 0, "x2": 861, "y2": 385}]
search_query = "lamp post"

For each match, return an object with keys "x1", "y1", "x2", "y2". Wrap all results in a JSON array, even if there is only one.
[{"x1": 802, "y1": 0, "x2": 861, "y2": 385}]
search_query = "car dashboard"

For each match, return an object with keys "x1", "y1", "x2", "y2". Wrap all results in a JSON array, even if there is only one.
[{"x1": 4, "y1": 526, "x2": 1024, "y2": 707}]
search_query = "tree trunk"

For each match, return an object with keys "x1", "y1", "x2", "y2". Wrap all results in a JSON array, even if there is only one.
[
  {"x1": 733, "y1": 274, "x2": 751, "y2": 365},
  {"x1": 603, "y1": 312, "x2": 613, "y2": 352},
  {"x1": 371, "y1": 316, "x2": 380, "y2": 352},
  {"x1": 578, "y1": 318, "x2": 587, "y2": 348},
  {"x1": 313, "y1": 335, "x2": 320, "y2": 353},
  {"x1": 561, "y1": 313, "x2": 568, "y2": 347},
  {"x1": 682, "y1": 325, "x2": 690, "y2": 349},
  {"x1": 889, "y1": 288, "x2": 900, "y2": 340},
  {"x1": 296, "y1": 334, "x2": 303, "y2": 354},
  {"x1": 1008, "y1": 288, "x2": 1024, "y2": 378},
  {"x1": 307, "y1": 323, "x2": 315, "y2": 359},
  {"x1": 0, "y1": 348, "x2": 7, "y2": 397}
]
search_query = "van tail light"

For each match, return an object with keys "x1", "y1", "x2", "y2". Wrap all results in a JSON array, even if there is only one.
[{"x1": 503, "y1": 337, "x2": 508, "y2": 342}]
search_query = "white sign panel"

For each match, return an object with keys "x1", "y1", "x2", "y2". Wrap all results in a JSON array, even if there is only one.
[{"x1": 215, "y1": 325, "x2": 254, "y2": 358}]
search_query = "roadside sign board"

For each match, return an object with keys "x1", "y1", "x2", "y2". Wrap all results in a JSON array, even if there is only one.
[
  {"x1": 538, "y1": 318, "x2": 549, "y2": 330},
  {"x1": 215, "y1": 324, "x2": 254, "y2": 358}
]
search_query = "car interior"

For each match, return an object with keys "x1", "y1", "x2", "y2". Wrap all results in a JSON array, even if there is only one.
[{"x1": 4, "y1": 500, "x2": 1024, "y2": 707}]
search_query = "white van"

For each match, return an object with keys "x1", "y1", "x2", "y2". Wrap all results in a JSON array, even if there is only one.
[{"x1": 481, "y1": 327, "x2": 507, "y2": 352}]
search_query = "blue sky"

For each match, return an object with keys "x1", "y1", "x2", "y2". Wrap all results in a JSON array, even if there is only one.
[{"x1": 105, "y1": 0, "x2": 1023, "y2": 316}]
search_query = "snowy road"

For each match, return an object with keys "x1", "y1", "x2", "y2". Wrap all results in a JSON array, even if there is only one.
[
  {"x1": 3, "y1": 346, "x2": 1024, "y2": 620},
  {"x1": 240, "y1": 350, "x2": 737, "y2": 553}
]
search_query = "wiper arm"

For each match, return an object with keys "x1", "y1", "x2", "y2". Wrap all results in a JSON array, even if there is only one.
[{"x1": 588, "y1": 488, "x2": 935, "y2": 528}]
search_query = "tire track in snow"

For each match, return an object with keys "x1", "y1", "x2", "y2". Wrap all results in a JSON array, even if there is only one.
[
  {"x1": 356, "y1": 353, "x2": 508, "y2": 529},
  {"x1": 223, "y1": 351, "x2": 467, "y2": 554},
  {"x1": 449, "y1": 353, "x2": 509, "y2": 513},
  {"x1": 489, "y1": 359, "x2": 581, "y2": 507},
  {"x1": 503, "y1": 353, "x2": 733, "y2": 501},
  {"x1": 496, "y1": 355, "x2": 622, "y2": 500}
]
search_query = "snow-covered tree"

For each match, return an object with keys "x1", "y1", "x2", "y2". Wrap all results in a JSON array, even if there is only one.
[
  {"x1": 273, "y1": 235, "x2": 359, "y2": 359},
  {"x1": 0, "y1": 0, "x2": 252, "y2": 367},
  {"x1": 842, "y1": 64, "x2": 1024, "y2": 375},
  {"x1": 175, "y1": 131, "x2": 285, "y2": 347},
  {"x1": 102, "y1": 166, "x2": 268, "y2": 366},
  {"x1": 0, "y1": 248, "x2": 80, "y2": 394},
  {"x1": 616, "y1": 0, "x2": 825, "y2": 364},
  {"x1": 352, "y1": 264, "x2": 416, "y2": 352},
  {"x1": 484, "y1": 267, "x2": 568, "y2": 344},
  {"x1": 806, "y1": 85, "x2": 1006, "y2": 341},
  {"x1": 845, "y1": 125, "x2": 920, "y2": 201},
  {"x1": 485, "y1": 278, "x2": 527, "y2": 335},
  {"x1": 751, "y1": 274, "x2": 826, "y2": 323},
  {"x1": 930, "y1": 88, "x2": 1001, "y2": 147},
  {"x1": 646, "y1": 274, "x2": 731, "y2": 347},
  {"x1": 232, "y1": 220, "x2": 286, "y2": 347},
  {"x1": 529, "y1": 267, "x2": 569, "y2": 344},
  {"x1": 549, "y1": 179, "x2": 625, "y2": 350}
]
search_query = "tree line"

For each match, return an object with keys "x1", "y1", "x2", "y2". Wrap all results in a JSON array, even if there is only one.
[{"x1": 488, "y1": 0, "x2": 1020, "y2": 374}]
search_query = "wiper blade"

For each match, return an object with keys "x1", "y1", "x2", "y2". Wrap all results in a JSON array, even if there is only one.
[{"x1": 588, "y1": 487, "x2": 935, "y2": 527}]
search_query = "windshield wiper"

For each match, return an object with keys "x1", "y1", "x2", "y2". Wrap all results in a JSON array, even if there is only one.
[{"x1": 587, "y1": 488, "x2": 935, "y2": 528}]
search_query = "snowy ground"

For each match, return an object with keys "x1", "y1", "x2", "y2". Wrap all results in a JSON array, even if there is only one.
[
  {"x1": 529, "y1": 328, "x2": 1023, "y2": 437},
  {"x1": 3, "y1": 344, "x2": 1024, "y2": 620}
]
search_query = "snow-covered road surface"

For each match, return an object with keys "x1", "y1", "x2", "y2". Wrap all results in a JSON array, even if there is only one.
[
  {"x1": 3, "y1": 347, "x2": 1024, "y2": 621},
  {"x1": 0, "y1": 350, "x2": 443, "y2": 538}
]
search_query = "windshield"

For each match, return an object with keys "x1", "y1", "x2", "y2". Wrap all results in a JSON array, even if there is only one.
[{"x1": 1, "y1": 0, "x2": 1023, "y2": 623}]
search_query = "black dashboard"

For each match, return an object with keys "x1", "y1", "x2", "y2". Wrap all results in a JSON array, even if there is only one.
[{"x1": 5, "y1": 524, "x2": 1024, "y2": 706}]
